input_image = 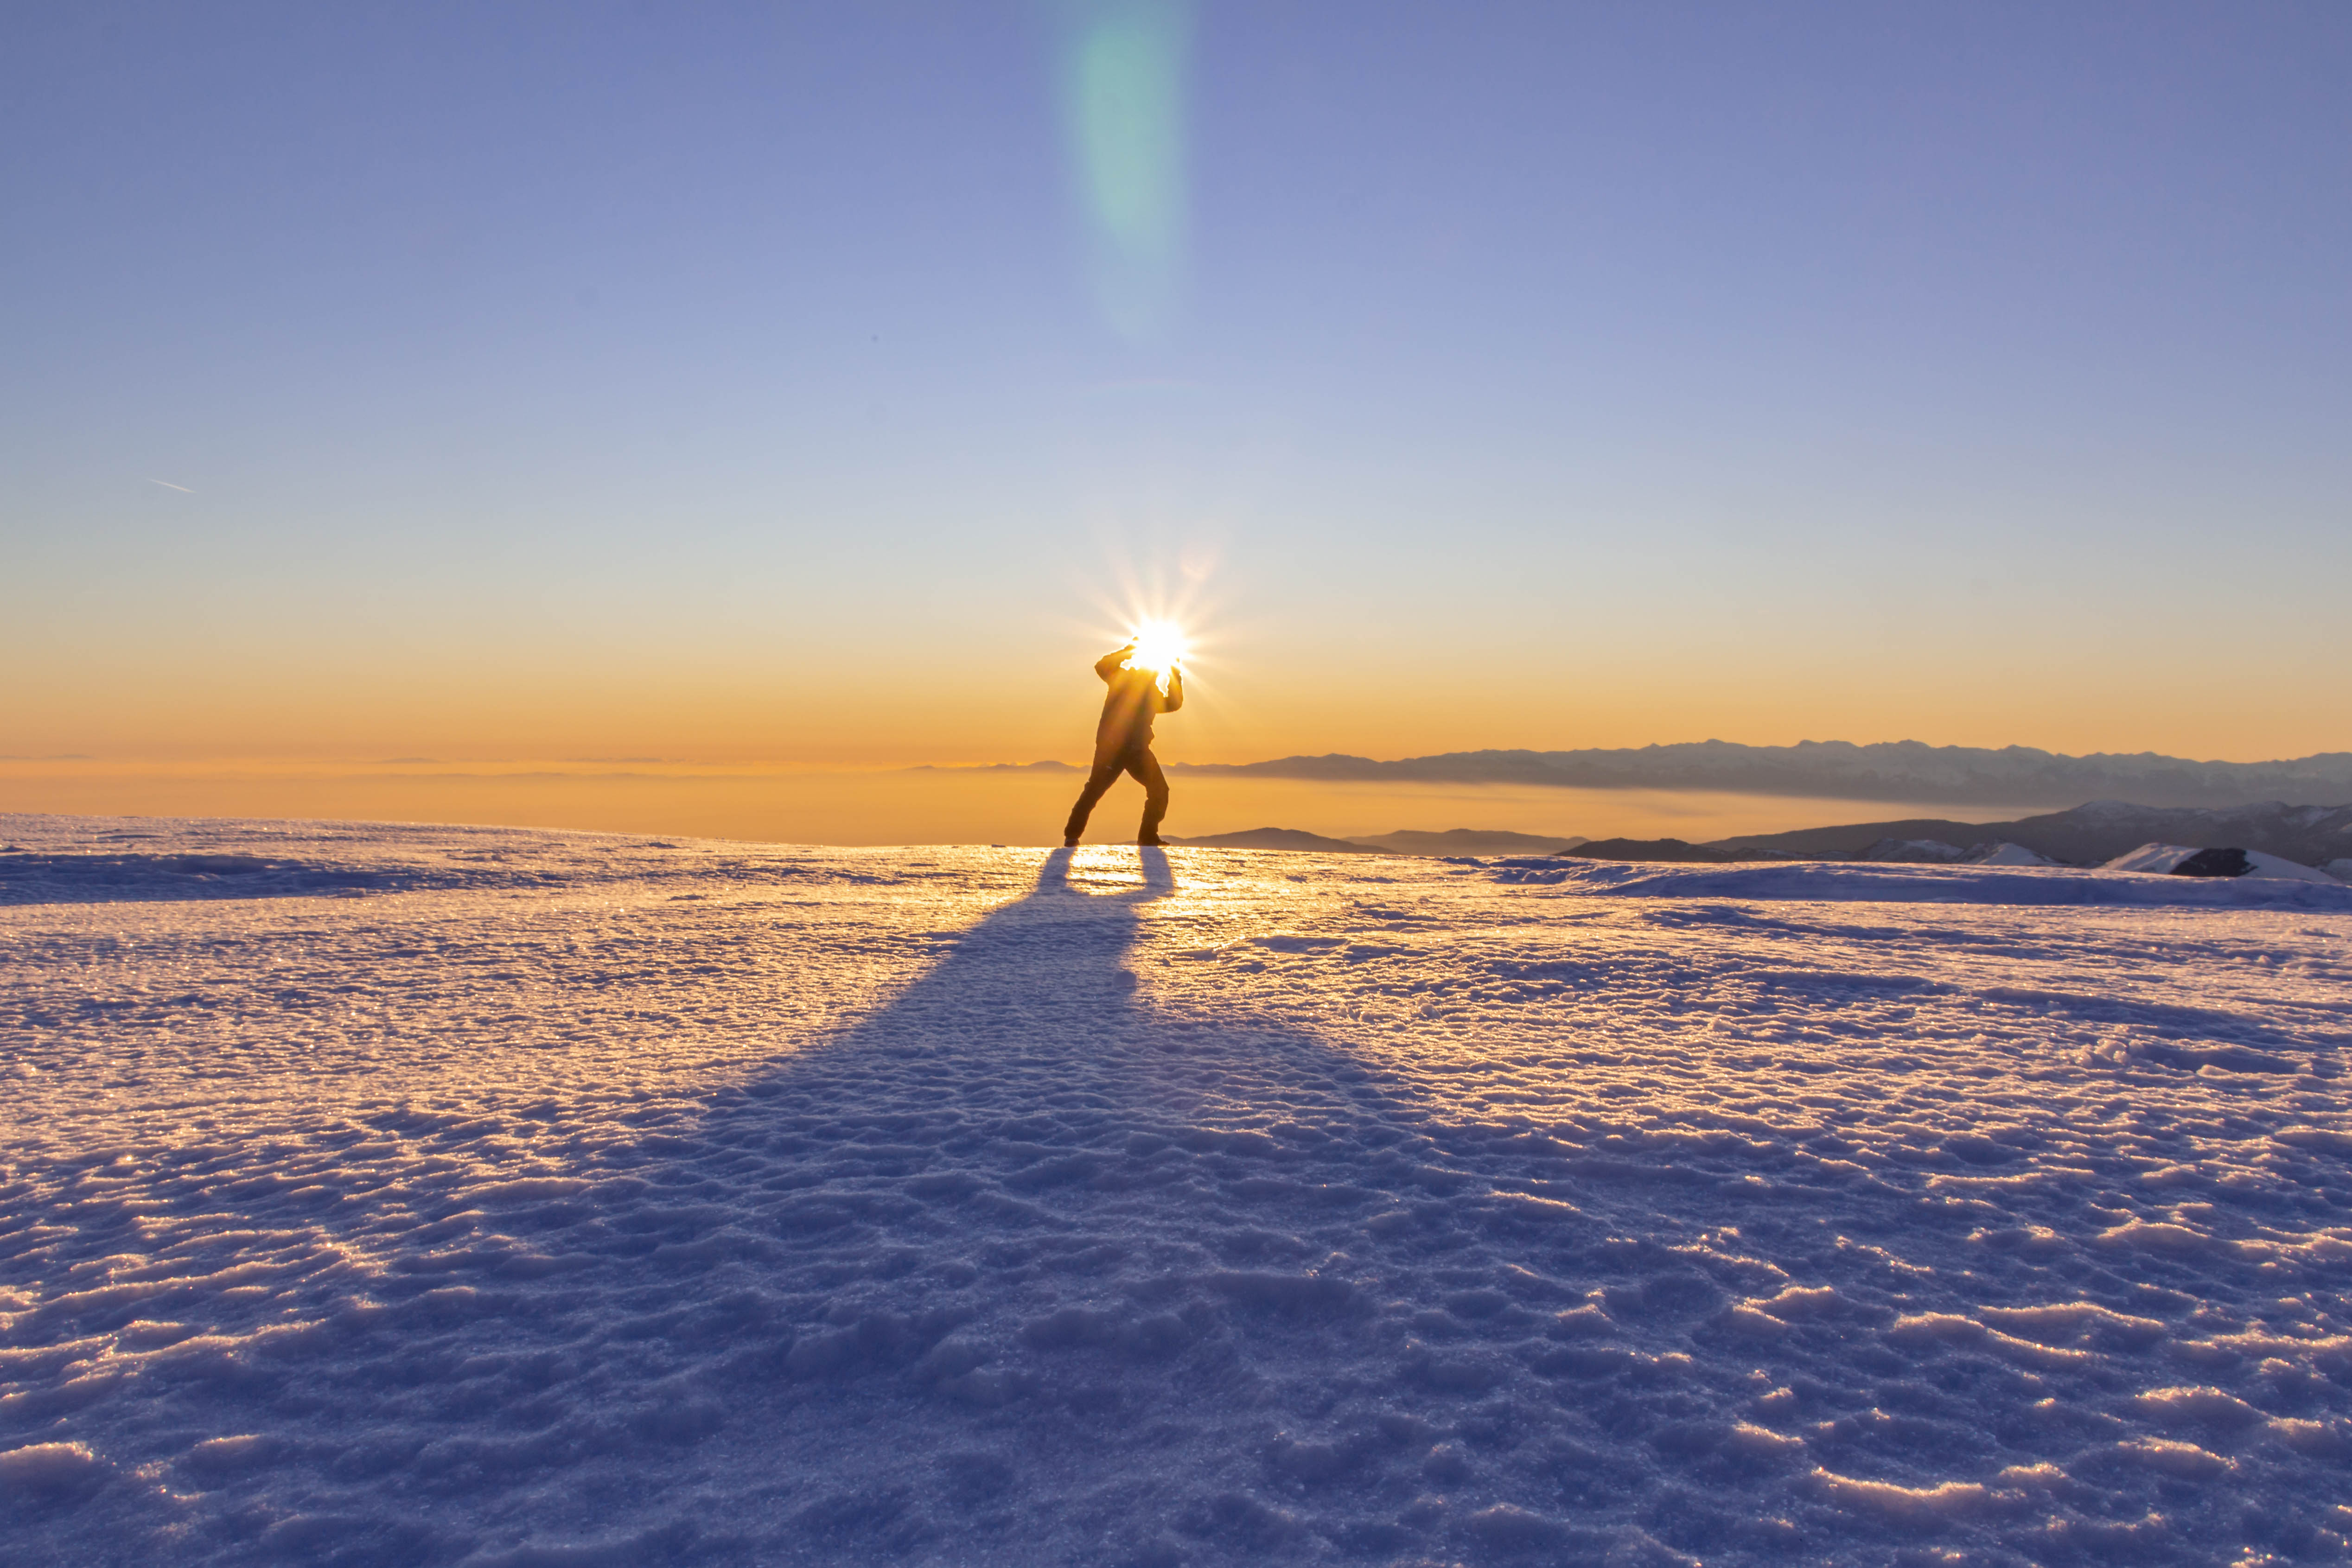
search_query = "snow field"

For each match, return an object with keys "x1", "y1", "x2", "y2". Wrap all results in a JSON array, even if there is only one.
[{"x1": 4, "y1": 815, "x2": 2352, "y2": 1566}]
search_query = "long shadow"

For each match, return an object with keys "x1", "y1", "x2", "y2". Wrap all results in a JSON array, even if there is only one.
[
  {"x1": 644, "y1": 845, "x2": 1511, "y2": 1560},
  {"x1": 7, "y1": 849, "x2": 2339, "y2": 1567},
  {"x1": 385, "y1": 849, "x2": 1739, "y2": 1565}
]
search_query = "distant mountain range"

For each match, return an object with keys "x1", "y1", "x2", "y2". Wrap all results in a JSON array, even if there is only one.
[
  {"x1": 1171, "y1": 741, "x2": 2352, "y2": 809},
  {"x1": 1711, "y1": 800, "x2": 2352, "y2": 869},
  {"x1": 1165, "y1": 802, "x2": 2352, "y2": 872}
]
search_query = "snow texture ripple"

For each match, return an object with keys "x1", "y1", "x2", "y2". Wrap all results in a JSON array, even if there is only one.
[{"x1": 5, "y1": 814, "x2": 2352, "y2": 1566}]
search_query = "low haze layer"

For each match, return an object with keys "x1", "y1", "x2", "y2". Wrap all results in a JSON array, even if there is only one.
[{"x1": 0, "y1": 758, "x2": 2076, "y2": 850}]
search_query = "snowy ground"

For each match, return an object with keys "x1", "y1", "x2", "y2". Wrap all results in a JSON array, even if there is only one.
[{"x1": 5, "y1": 814, "x2": 2352, "y2": 1568}]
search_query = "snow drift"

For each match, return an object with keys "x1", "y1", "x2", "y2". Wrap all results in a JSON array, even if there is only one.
[{"x1": 5, "y1": 813, "x2": 2351, "y2": 1567}]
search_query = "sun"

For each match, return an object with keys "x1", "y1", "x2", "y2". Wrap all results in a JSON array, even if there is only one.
[{"x1": 1126, "y1": 619, "x2": 1189, "y2": 676}]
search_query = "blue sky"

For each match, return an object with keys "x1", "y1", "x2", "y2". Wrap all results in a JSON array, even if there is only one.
[{"x1": 6, "y1": 1, "x2": 2348, "y2": 767}]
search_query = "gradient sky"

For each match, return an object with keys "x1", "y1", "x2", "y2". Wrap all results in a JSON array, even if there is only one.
[{"x1": 8, "y1": 0, "x2": 2349, "y2": 774}]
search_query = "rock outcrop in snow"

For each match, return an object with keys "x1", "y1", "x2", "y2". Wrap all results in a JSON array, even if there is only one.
[{"x1": 2103, "y1": 842, "x2": 2343, "y2": 883}]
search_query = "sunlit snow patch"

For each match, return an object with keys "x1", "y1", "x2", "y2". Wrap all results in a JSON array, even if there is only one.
[
  {"x1": 1968, "y1": 841, "x2": 2056, "y2": 866},
  {"x1": 5, "y1": 814, "x2": 2352, "y2": 1567}
]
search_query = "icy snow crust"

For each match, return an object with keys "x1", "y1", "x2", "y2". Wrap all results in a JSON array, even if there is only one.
[{"x1": 5, "y1": 815, "x2": 2352, "y2": 1567}]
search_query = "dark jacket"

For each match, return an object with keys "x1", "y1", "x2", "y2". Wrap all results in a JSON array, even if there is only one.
[{"x1": 1093, "y1": 649, "x2": 1182, "y2": 756}]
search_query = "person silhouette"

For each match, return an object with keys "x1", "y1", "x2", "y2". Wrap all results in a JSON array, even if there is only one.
[{"x1": 1063, "y1": 641, "x2": 1183, "y2": 847}]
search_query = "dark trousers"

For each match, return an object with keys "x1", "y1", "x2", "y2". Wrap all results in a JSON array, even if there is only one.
[{"x1": 1064, "y1": 746, "x2": 1168, "y2": 842}]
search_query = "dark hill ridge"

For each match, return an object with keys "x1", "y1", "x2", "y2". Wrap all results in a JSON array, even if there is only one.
[
  {"x1": 1171, "y1": 741, "x2": 2352, "y2": 809},
  {"x1": 1560, "y1": 838, "x2": 1791, "y2": 864},
  {"x1": 1351, "y1": 829, "x2": 1588, "y2": 855},
  {"x1": 1711, "y1": 801, "x2": 2352, "y2": 868},
  {"x1": 1162, "y1": 828, "x2": 1390, "y2": 854}
]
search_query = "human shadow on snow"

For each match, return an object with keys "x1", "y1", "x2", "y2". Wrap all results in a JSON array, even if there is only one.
[{"x1": 9, "y1": 850, "x2": 2339, "y2": 1568}]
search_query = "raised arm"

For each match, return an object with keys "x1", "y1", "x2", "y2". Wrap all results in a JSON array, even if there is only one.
[
  {"x1": 1096, "y1": 645, "x2": 1133, "y2": 683},
  {"x1": 1157, "y1": 667, "x2": 1184, "y2": 713}
]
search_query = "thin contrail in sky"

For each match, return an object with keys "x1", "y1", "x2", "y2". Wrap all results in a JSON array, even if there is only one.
[{"x1": 146, "y1": 478, "x2": 192, "y2": 492}]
